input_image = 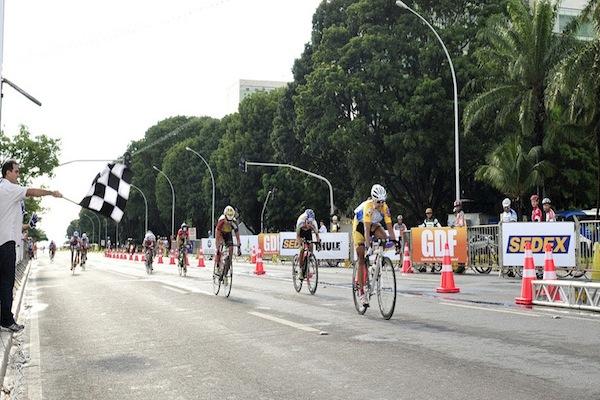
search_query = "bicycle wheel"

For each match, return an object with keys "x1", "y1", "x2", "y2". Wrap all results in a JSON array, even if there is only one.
[
  {"x1": 223, "y1": 259, "x2": 233, "y2": 298},
  {"x1": 474, "y1": 265, "x2": 493, "y2": 274},
  {"x1": 377, "y1": 257, "x2": 397, "y2": 320},
  {"x1": 292, "y1": 255, "x2": 302, "y2": 293},
  {"x1": 306, "y1": 254, "x2": 318, "y2": 295},
  {"x1": 212, "y1": 263, "x2": 221, "y2": 295},
  {"x1": 352, "y1": 262, "x2": 368, "y2": 315}
]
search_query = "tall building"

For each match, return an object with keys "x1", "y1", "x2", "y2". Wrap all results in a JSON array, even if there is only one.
[
  {"x1": 238, "y1": 79, "x2": 288, "y2": 103},
  {"x1": 555, "y1": 0, "x2": 594, "y2": 39}
]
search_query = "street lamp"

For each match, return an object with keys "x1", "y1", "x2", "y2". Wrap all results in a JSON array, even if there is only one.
[
  {"x1": 152, "y1": 165, "x2": 175, "y2": 238},
  {"x1": 0, "y1": 77, "x2": 42, "y2": 129},
  {"x1": 260, "y1": 188, "x2": 275, "y2": 233},
  {"x1": 82, "y1": 215, "x2": 95, "y2": 244},
  {"x1": 395, "y1": 0, "x2": 461, "y2": 202},
  {"x1": 185, "y1": 146, "x2": 215, "y2": 234},
  {"x1": 131, "y1": 184, "x2": 148, "y2": 236}
]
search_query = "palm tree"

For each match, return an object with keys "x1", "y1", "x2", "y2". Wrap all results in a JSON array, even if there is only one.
[
  {"x1": 550, "y1": 0, "x2": 600, "y2": 216},
  {"x1": 475, "y1": 135, "x2": 549, "y2": 214},
  {"x1": 464, "y1": 0, "x2": 566, "y2": 148}
]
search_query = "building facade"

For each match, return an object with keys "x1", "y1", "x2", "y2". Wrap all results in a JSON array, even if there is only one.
[{"x1": 238, "y1": 79, "x2": 288, "y2": 103}]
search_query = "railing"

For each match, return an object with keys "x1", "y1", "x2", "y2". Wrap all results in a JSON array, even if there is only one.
[
  {"x1": 14, "y1": 240, "x2": 30, "y2": 290},
  {"x1": 533, "y1": 280, "x2": 600, "y2": 311},
  {"x1": 467, "y1": 224, "x2": 500, "y2": 273},
  {"x1": 576, "y1": 219, "x2": 600, "y2": 276}
]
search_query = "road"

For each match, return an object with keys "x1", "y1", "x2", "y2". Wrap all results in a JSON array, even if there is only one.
[{"x1": 6, "y1": 251, "x2": 600, "y2": 399}]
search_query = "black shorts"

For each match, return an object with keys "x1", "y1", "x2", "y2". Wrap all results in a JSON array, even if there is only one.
[
  {"x1": 298, "y1": 229, "x2": 313, "y2": 243},
  {"x1": 220, "y1": 231, "x2": 234, "y2": 246},
  {"x1": 354, "y1": 222, "x2": 381, "y2": 236}
]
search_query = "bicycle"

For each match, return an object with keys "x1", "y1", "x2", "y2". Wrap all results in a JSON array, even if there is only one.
[
  {"x1": 70, "y1": 247, "x2": 80, "y2": 275},
  {"x1": 145, "y1": 246, "x2": 154, "y2": 275},
  {"x1": 213, "y1": 243, "x2": 237, "y2": 297},
  {"x1": 292, "y1": 239, "x2": 319, "y2": 295},
  {"x1": 352, "y1": 238, "x2": 398, "y2": 320},
  {"x1": 80, "y1": 248, "x2": 87, "y2": 271},
  {"x1": 49, "y1": 249, "x2": 55, "y2": 263},
  {"x1": 177, "y1": 246, "x2": 187, "y2": 277}
]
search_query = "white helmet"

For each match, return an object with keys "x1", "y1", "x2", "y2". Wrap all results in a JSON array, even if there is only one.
[
  {"x1": 224, "y1": 205, "x2": 236, "y2": 221},
  {"x1": 542, "y1": 197, "x2": 551, "y2": 205},
  {"x1": 73, "y1": 231, "x2": 79, "y2": 238},
  {"x1": 82, "y1": 233, "x2": 88, "y2": 239},
  {"x1": 502, "y1": 198, "x2": 511, "y2": 208},
  {"x1": 371, "y1": 184, "x2": 387, "y2": 202},
  {"x1": 332, "y1": 215, "x2": 338, "y2": 222}
]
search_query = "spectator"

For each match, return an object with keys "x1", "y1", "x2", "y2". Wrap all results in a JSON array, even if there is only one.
[
  {"x1": 452, "y1": 201, "x2": 465, "y2": 227},
  {"x1": 393, "y1": 215, "x2": 407, "y2": 238},
  {"x1": 0, "y1": 160, "x2": 62, "y2": 332},
  {"x1": 319, "y1": 220, "x2": 327, "y2": 233},
  {"x1": 542, "y1": 198, "x2": 556, "y2": 222},
  {"x1": 530, "y1": 194, "x2": 542, "y2": 222},
  {"x1": 500, "y1": 198, "x2": 518, "y2": 222},
  {"x1": 330, "y1": 215, "x2": 340, "y2": 233},
  {"x1": 420, "y1": 208, "x2": 441, "y2": 227}
]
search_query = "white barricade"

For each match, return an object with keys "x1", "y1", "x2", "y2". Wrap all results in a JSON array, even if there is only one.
[
  {"x1": 239, "y1": 235, "x2": 259, "y2": 256},
  {"x1": 279, "y1": 232, "x2": 349, "y2": 260}
]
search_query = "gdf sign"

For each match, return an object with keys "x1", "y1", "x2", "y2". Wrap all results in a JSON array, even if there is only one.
[
  {"x1": 259, "y1": 233, "x2": 279, "y2": 256},
  {"x1": 411, "y1": 227, "x2": 468, "y2": 263}
]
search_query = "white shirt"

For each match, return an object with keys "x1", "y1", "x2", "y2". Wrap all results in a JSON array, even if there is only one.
[
  {"x1": 500, "y1": 209, "x2": 518, "y2": 223},
  {"x1": 319, "y1": 225, "x2": 327, "y2": 233},
  {"x1": 0, "y1": 179, "x2": 27, "y2": 247}
]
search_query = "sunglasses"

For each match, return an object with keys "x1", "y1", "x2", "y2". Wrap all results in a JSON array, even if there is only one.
[{"x1": 376, "y1": 200, "x2": 385, "y2": 204}]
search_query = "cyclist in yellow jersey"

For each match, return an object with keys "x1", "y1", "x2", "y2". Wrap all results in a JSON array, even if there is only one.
[{"x1": 353, "y1": 184, "x2": 398, "y2": 306}]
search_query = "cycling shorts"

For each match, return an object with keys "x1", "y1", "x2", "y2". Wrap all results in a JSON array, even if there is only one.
[
  {"x1": 352, "y1": 220, "x2": 382, "y2": 247},
  {"x1": 298, "y1": 229, "x2": 313, "y2": 243},
  {"x1": 219, "y1": 231, "x2": 234, "y2": 247}
]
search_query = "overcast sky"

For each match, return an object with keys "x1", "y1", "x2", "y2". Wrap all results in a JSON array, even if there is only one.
[{"x1": 2, "y1": 0, "x2": 321, "y2": 243}]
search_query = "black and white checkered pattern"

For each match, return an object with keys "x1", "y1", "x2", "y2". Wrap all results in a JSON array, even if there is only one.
[{"x1": 79, "y1": 163, "x2": 132, "y2": 223}]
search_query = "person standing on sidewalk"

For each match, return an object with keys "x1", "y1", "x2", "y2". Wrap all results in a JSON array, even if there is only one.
[
  {"x1": 542, "y1": 198, "x2": 556, "y2": 222},
  {"x1": 0, "y1": 160, "x2": 62, "y2": 332},
  {"x1": 530, "y1": 194, "x2": 542, "y2": 222}
]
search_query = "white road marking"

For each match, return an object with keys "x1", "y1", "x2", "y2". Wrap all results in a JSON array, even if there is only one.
[
  {"x1": 439, "y1": 302, "x2": 541, "y2": 317},
  {"x1": 248, "y1": 311, "x2": 320, "y2": 332},
  {"x1": 28, "y1": 282, "x2": 43, "y2": 400},
  {"x1": 161, "y1": 285, "x2": 187, "y2": 294}
]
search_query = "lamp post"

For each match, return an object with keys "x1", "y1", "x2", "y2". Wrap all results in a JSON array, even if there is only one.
[
  {"x1": 395, "y1": 0, "x2": 461, "y2": 202},
  {"x1": 82, "y1": 215, "x2": 95, "y2": 244},
  {"x1": 92, "y1": 213, "x2": 101, "y2": 245},
  {"x1": 131, "y1": 184, "x2": 148, "y2": 236},
  {"x1": 185, "y1": 147, "x2": 215, "y2": 234},
  {"x1": 153, "y1": 165, "x2": 175, "y2": 238},
  {"x1": 260, "y1": 188, "x2": 275, "y2": 233}
]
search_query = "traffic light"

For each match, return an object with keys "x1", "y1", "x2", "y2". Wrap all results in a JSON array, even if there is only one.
[{"x1": 239, "y1": 158, "x2": 247, "y2": 173}]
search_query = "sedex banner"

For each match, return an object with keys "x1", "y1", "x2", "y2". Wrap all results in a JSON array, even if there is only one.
[
  {"x1": 501, "y1": 222, "x2": 576, "y2": 267},
  {"x1": 279, "y1": 232, "x2": 350, "y2": 260}
]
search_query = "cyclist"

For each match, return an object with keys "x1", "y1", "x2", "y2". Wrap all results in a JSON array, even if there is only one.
[
  {"x1": 531, "y1": 194, "x2": 542, "y2": 222},
  {"x1": 69, "y1": 231, "x2": 81, "y2": 270},
  {"x1": 80, "y1": 233, "x2": 90, "y2": 266},
  {"x1": 353, "y1": 184, "x2": 399, "y2": 306},
  {"x1": 176, "y1": 223, "x2": 189, "y2": 261},
  {"x1": 49, "y1": 240, "x2": 56, "y2": 261},
  {"x1": 295, "y1": 209, "x2": 320, "y2": 279},
  {"x1": 542, "y1": 198, "x2": 556, "y2": 222},
  {"x1": 143, "y1": 230, "x2": 156, "y2": 271},
  {"x1": 215, "y1": 206, "x2": 241, "y2": 272}
]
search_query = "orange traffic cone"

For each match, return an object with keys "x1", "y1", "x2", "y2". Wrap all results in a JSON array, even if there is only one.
[
  {"x1": 516, "y1": 242, "x2": 535, "y2": 305},
  {"x1": 198, "y1": 248, "x2": 205, "y2": 268},
  {"x1": 436, "y1": 243, "x2": 460, "y2": 293},
  {"x1": 251, "y1": 246, "x2": 256, "y2": 264},
  {"x1": 129, "y1": 253, "x2": 133, "y2": 260},
  {"x1": 121, "y1": 252, "x2": 126, "y2": 260},
  {"x1": 158, "y1": 254, "x2": 163, "y2": 264},
  {"x1": 543, "y1": 244, "x2": 560, "y2": 301},
  {"x1": 141, "y1": 253, "x2": 146, "y2": 262},
  {"x1": 401, "y1": 243, "x2": 413, "y2": 274},
  {"x1": 134, "y1": 253, "x2": 139, "y2": 261},
  {"x1": 254, "y1": 248, "x2": 265, "y2": 275},
  {"x1": 169, "y1": 250, "x2": 175, "y2": 265}
]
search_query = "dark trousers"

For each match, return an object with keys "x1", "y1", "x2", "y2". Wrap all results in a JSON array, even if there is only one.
[{"x1": 0, "y1": 241, "x2": 16, "y2": 326}]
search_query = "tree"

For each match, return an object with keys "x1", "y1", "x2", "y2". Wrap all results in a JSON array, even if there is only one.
[
  {"x1": 550, "y1": 0, "x2": 600, "y2": 215},
  {"x1": 475, "y1": 135, "x2": 549, "y2": 214}
]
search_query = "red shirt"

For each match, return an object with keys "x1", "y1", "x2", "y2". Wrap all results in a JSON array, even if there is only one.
[{"x1": 531, "y1": 207, "x2": 542, "y2": 222}]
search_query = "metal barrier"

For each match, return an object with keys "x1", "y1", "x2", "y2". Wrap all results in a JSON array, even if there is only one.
[
  {"x1": 576, "y1": 219, "x2": 600, "y2": 276},
  {"x1": 533, "y1": 280, "x2": 600, "y2": 312},
  {"x1": 467, "y1": 224, "x2": 500, "y2": 273}
]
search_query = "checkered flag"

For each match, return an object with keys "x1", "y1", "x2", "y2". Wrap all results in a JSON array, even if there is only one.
[{"x1": 79, "y1": 163, "x2": 132, "y2": 223}]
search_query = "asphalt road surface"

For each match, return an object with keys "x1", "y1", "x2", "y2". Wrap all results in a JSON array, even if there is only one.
[{"x1": 7, "y1": 251, "x2": 600, "y2": 399}]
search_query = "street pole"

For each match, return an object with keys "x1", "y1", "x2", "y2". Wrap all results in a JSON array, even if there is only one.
[
  {"x1": 131, "y1": 184, "x2": 148, "y2": 237},
  {"x1": 92, "y1": 213, "x2": 101, "y2": 246},
  {"x1": 185, "y1": 147, "x2": 215, "y2": 234},
  {"x1": 82, "y1": 215, "x2": 95, "y2": 245},
  {"x1": 245, "y1": 161, "x2": 335, "y2": 216},
  {"x1": 396, "y1": 1, "x2": 461, "y2": 201},
  {"x1": 260, "y1": 189, "x2": 274, "y2": 233},
  {"x1": 153, "y1": 165, "x2": 175, "y2": 238}
]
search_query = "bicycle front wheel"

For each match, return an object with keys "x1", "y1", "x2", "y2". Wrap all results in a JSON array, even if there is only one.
[
  {"x1": 306, "y1": 254, "x2": 318, "y2": 295},
  {"x1": 377, "y1": 257, "x2": 397, "y2": 320},
  {"x1": 292, "y1": 255, "x2": 302, "y2": 293},
  {"x1": 352, "y1": 262, "x2": 367, "y2": 315},
  {"x1": 223, "y1": 261, "x2": 233, "y2": 298}
]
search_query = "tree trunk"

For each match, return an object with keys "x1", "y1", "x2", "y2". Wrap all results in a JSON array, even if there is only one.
[{"x1": 596, "y1": 128, "x2": 600, "y2": 219}]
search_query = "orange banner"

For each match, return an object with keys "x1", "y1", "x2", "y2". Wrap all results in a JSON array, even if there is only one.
[
  {"x1": 411, "y1": 227, "x2": 468, "y2": 263},
  {"x1": 258, "y1": 233, "x2": 279, "y2": 256}
]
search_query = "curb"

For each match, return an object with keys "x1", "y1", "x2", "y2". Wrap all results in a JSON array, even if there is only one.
[{"x1": 0, "y1": 259, "x2": 33, "y2": 388}]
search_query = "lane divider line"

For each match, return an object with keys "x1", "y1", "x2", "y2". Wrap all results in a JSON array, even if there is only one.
[
  {"x1": 439, "y1": 302, "x2": 541, "y2": 317},
  {"x1": 248, "y1": 311, "x2": 320, "y2": 333},
  {"x1": 161, "y1": 285, "x2": 187, "y2": 294}
]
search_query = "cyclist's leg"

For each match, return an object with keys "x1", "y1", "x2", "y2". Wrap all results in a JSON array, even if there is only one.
[{"x1": 353, "y1": 220, "x2": 367, "y2": 289}]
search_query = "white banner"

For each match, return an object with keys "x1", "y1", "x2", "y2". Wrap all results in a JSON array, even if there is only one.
[
  {"x1": 501, "y1": 222, "x2": 576, "y2": 267},
  {"x1": 279, "y1": 232, "x2": 349, "y2": 260},
  {"x1": 188, "y1": 227, "x2": 197, "y2": 241},
  {"x1": 239, "y1": 235, "x2": 259, "y2": 256},
  {"x1": 201, "y1": 238, "x2": 217, "y2": 256}
]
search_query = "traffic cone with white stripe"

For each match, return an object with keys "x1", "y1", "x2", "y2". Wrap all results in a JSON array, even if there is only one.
[
  {"x1": 197, "y1": 248, "x2": 205, "y2": 268},
  {"x1": 436, "y1": 243, "x2": 460, "y2": 293},
  {"x1": 254, "y1": 248, "x2": 265, "y2": 275},
  {"x1": 401, "y1": 243, "x2": 413, "y2": 274},
  {"x1": 169, "y1": 250, "x2": 175, "y2": 265},
  {"x1": 543, "y1": 244, "x2": 561, "y2": 301},
  {"x1": 158, "y1": 253, "x2": 163, "y2": 264},
  {"x1": 515, "y1": 242, "x2": 535, "y2": 305},
  {"x1": 251, "y1": 246, "x2": 256, "y2": 264},
  {"x1": 134, "y1": 253, "x2": 139, "y2": 261}
]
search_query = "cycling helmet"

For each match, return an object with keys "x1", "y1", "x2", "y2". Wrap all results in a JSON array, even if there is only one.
[
  {"x1": 305, "y1": 209, "x2": 315, "y2": 222},
  {"x1": 542, "y1": 197, "x2": 551, "y2": 205},
  {"x1": 453, "y1": 200, "x2": 462, "y2": 207},
  {"x1": 82, "y1": 233, "x2": 88, "y2": 239},
  {"x1": 502, "y1": 198, "x2": 511, "y2": 208},
  {"x1": 371, "y1": 184, "x2": 387, "y2": 202},
  {"x1": 530, "y1": 194, "x2": 539, "y2": 201},
  {"x1": 332, "y1": 215, "x2": 338, "y2": 222},
  {"x1": 224, "y1": 205, "x2": 236, "y2": 221},
  {"x1": 73, "y1": 231, "x2": 79, "y2": 238},
  {"x1": 397, "y1": 214, "x2": 403, "y2": 220},
  {"x1": 181, "y1": 222, "x2": 188, "y2": 230}
]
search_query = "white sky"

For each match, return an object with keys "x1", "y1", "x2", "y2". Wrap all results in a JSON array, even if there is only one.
[{"x1": 2, "y1": 0, "x2": 321, "y2": 243}]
